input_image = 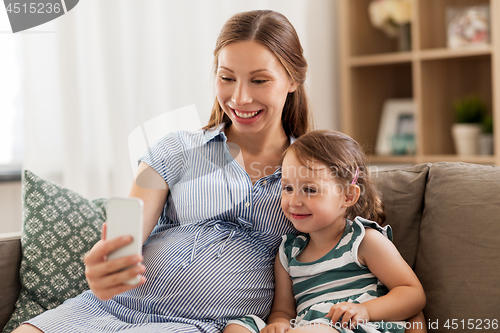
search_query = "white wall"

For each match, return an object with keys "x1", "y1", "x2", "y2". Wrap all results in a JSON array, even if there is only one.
[
  {"x1": 0, "y1": 182, "x2": 22, "y2": 234},
  {"x1": 305, "y1": 0, "x2": 340, "y2": 131}
]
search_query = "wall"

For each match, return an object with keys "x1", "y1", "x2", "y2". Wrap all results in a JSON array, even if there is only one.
[
  {"x1": 305, "y1": 0, "x2": 340, "y2": 130},
  {"x1": 0, "y1": 181, "x2": 22, "y2": 234}
]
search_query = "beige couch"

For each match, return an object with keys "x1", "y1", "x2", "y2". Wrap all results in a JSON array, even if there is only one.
[
  {"x1": 0, "y1": 234, "x2": 21, "y2": 331},
  {"x1": 1, "y1": 162, "x2": 499, "y2": 332}
]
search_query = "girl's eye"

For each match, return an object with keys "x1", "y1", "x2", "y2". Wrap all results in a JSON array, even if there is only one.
[
  {"x1": 303, "y1": 187, "x2": 317, "y2": 194},
  {"x1": 220, "y1": 76, "x2": 234, "y2": 82},
  {"x1": 282, "y1": 185, "x2": 293, "y2": 193}
]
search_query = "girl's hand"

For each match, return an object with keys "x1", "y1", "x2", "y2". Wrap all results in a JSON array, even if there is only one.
[
  {"x1": 260, "y1": 322, "x2": 290, "y2": 333},
  {"x1": 84, "y1": 223, "x2": 146, "y2": 300},
  {"x1": 326, "y1": 302, "x2": 369, "y2": 329}
]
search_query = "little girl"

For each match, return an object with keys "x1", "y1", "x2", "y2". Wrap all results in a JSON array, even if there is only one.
[{"x1": 226, "y1": 130, "x2": 426, "y2": 333}]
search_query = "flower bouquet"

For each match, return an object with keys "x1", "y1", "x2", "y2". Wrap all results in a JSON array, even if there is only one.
[
  {"x1": 368, "y1": 0, "x2": 412, "y2": 43},
  {"x1": 368, "y1": 0, "x2": 412, "y2": 51}
]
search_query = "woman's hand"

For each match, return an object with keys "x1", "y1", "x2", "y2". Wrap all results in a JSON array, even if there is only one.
[
  {"x1": 84, "y1": 223, "x2": 146, "y2": 300},
  {"x1": 325, "y1": 302, "x2": 369, "y2": 329},
  {"x1": 260, "y1": 322, "x2": 290, "y2": 333},
  {"x1": 84, "y1": 162, "x2": 166, "y2": 300}
]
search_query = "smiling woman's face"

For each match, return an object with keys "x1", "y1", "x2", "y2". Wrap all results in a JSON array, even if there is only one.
[{"x1": 215, "y1": 40, "x2": 297, "y2": 135}]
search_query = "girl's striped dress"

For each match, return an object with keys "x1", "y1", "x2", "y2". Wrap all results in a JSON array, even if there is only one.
[
  {"x1": 25, "y1": 124, "x2": 297, "y2": 333},
  {"x1": 231, "y1": 217, "x2": 405, "y2": 333}
]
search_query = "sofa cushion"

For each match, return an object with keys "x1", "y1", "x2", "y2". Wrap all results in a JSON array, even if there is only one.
[
  {"x1": 416, "y1": 162, "x2": 500, "y2": 328},
  {"x1": 372, "y1": 163, "x2": 430, "y2": 269},
  {"x1": 3, "y1": 170, "x2": 106, "y2": 333},
  {"x1": 0, "y1": 238, "x2": 22, "y2": 331}
]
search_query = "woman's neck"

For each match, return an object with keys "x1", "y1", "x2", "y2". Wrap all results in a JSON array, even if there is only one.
[
  {"x1": 223, "y1": 123, "x2": 289, "y2": 182},
  {"x1": 224, "y1": 123, "x2": 289, "y2": 156}
]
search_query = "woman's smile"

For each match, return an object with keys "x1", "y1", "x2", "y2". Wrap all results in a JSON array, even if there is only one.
[
  {"x1": 231, "y1": 107, "x2": 263, "y2": 119},
  {"x1": 230, "y1": 107, "x2": 264, "y2": 125}
]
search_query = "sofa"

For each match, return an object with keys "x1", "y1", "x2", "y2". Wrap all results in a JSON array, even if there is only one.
[{"x1": 1, "y1": 162, "x2": 499, "y2": 332}]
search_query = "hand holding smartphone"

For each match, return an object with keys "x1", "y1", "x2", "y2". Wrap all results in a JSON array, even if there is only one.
[{"x1": 106, "y1": 197, "x2": 144, "y2": 285}]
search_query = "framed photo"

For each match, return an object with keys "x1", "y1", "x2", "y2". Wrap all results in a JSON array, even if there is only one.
[
  {"x1": 446, "y1": 5, "x2": 490, "y2": 49},
  {"x1": 375, "y1": 99, "x2": 416, "y2": 155}
]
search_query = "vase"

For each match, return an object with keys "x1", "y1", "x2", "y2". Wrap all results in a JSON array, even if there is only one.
[
  {"x1": 451, "y1": 124, "x2": 482, "y2": 155},
  {"x1": 398, "y1": 23, "x2": 411, "y2": 52},
  {"x1": 479, "y1": 133, "x2": 494, "y2": 155}
]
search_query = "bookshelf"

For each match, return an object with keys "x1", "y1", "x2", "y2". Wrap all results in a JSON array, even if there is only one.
[{"x1": 338, "y1": 0, "x2": 500, "y2": 165}]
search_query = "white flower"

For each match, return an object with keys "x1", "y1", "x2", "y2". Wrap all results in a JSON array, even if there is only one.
[
  {"x1": 391, "y1": 0, "x2": 412, "y2": 24},
  {"x1": 369, "y1": 0, "x2": 412, "y2": 37}
]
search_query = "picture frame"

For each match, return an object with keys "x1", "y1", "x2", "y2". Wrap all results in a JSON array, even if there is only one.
[
  {"x1": 446, "y1": 5, "x2": 490, "y2": 49},
  {"x1": 375, "y1": 99, "x2": 416, "y2": 156}
]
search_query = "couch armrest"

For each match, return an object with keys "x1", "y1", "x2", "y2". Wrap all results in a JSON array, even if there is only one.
[{"x1": 0, "y1": 233, "x2": 22, "y2": 331}]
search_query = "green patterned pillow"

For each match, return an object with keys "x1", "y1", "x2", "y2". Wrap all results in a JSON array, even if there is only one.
[{"x1": 3, "y1": 170, "x2": 106, "y2": 333}]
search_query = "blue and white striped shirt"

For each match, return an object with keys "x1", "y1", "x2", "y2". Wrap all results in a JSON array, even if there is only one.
[
  {"x1": 141, "y1": 123, "x2": 295, "y2": 243},
  {"x1": 28, "y1": 124, "x2": 297, "y2": 333}
]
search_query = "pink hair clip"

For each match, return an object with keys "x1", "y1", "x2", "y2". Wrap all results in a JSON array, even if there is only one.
[{"x1": 351, "y1": 167, "x2": 359, "y2": 184}]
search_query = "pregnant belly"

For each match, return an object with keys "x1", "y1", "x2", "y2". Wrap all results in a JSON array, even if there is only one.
[{"x1": 117, "y1": 224, "x2": 277, "y2": 320}]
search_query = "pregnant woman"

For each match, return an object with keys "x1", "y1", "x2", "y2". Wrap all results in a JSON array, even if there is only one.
[{"x1": 14, "y1": 9, "x2": 311, "y2": 333}]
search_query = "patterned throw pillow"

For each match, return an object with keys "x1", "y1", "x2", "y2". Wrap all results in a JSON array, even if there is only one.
[{"x1": 3, "y1": 170, "x2": 106, "y2": 333}]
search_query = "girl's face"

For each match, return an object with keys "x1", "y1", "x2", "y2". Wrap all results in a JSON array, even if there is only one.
[
  {"x1": 280, "y1": 152, "x2": 354, "y2": 236},
  {"x1": 215, "y1": 40, "x2": 297, "y2": 135}
]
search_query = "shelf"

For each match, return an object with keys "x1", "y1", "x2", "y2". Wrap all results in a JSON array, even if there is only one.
[
  {"x1": 350, "y1": 52, "x2": 413, "y2": 67},
  {"x1": 349, "y1": 64, "x2": 413, "y2": 155},
  {"x1": 348, "y1": 47, "x2": 491, "y2": 67},
  {"x1": 420, "y1": 55, "x2": 492, "y2": 155},
  {"x1": 419, "y1": 46, "x2": 492, "y2": 61},
  {"x1": 416, "y1": 155, "x2": 496, "y2": 165},
  {"x1": 366, "y1": 155, "x2": 417, "y2": 164},
  {"x1": 346, "y1": 0, "x2": 401, "y2": 56},
  {"x1": 339, "y1": 0, "x2": 499, "y2": 166},
  {"x1": 418, "y1": 0, "x2": 491, "y2": 50}
]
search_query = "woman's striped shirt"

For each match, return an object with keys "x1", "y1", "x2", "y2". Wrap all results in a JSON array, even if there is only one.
[{"x1": 27, "y1": 124, "x2": 297, "y2": 333}]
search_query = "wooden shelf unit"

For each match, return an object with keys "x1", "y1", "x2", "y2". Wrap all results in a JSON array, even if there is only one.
[{"x1": 339, "y1": 0, "x2": 500, "y2": 165}]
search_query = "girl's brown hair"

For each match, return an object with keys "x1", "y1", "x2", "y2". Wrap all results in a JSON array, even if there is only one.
[
  {"x1": 203, "y1": 10, "x2": 311, "y2": 138},
  {"x1": 283, "y1": 130, "x2": 385, "y2": 224}
]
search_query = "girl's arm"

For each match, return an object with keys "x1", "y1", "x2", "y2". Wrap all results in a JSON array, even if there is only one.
[
  {"x1": 328, "y1": 228, "x2": 426, "y2": 326},
  {"x1": 262, "y1": 256, "x2": 297, "y2": 333}
]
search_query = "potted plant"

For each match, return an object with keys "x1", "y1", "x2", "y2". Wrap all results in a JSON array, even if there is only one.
[
  {"x1": 451, "y1": 95, "x2": 487, "y2": 155},
  {"x1": 479, "y1": 115, "x2": 494, "y2": 155}
]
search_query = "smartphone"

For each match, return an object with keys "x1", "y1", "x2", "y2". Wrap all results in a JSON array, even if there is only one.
[{"x1": 106, "y1": 197, "x2": 144, "y2": 285}]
